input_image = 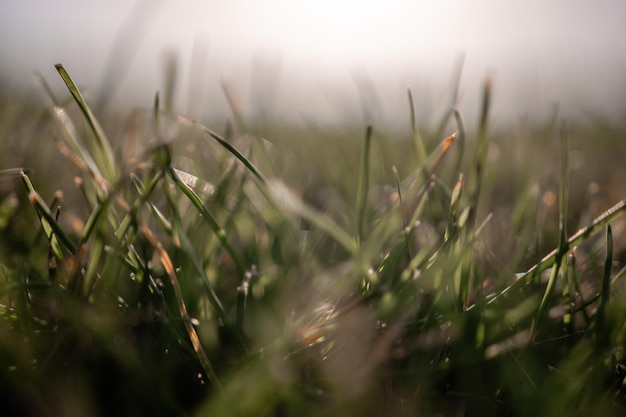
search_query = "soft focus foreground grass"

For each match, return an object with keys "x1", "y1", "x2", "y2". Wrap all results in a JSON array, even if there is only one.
[{"x1": 1, "y1": 67, "x2": 626, "y2": 417}]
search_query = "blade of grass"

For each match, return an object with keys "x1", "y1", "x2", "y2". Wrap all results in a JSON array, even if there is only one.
[
  {"x1": 487, "y1": 197, "x2": 626, "y2": 305},
  {"x1": 176, "y1": 115, "x2": 266, "y2": 184},
  {"x1": 168, "y1": 166, "x2": 246, "y2": 277},
  {"x1": 407, "y1": 88, "x2": 426, "y2": 165},
  {"x1": 55, "y1": 64, "x2": 117, "y2": 181},
  {"x1": 130, "y1": 173, "x2": 173, "y2": 234},
  {"x1": 356, "y1": 125, "x2": 373, "y2": 243},
  {"x1": 433, "y1": 54, "x2": 465, "y2": 141},
  {"x1": 162, "y1": 175, "x2": 246, "y2": 350},
  {"x1": 451, "y1": 109, "x2": 466, "y2": 177},
  {"x1": 140, "y1": 224, "x2": 223, "y2": 394},
  {"x1": 0, "y1": 168, "x2": 32, "y2": 178},
  {"x1": 20, "y1": 171, "x2": 76, "y2": 256},
  {"x1": 81, "y1": 235, "x2": 104, "y2": 297},
  {"x1": 468, "y1": 77, "x2": 492, "y2": 229},
  {"x1": 596, "y1": 225, "x2": 613, "y2": 347},
  {"x1": 530, "y1": 121, "x2": 569, "y2": 340}
]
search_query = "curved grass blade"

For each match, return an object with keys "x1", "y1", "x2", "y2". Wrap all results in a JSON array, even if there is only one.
[
  {"x1": 55, "y1": 64, "x2": 117, "y2": 181},
  {"x1": 21, "y1": 171, "x2": 77, "y2": 256},
  {"x1": 175, "y1": 115, "x2": 266, "y2": 184}
]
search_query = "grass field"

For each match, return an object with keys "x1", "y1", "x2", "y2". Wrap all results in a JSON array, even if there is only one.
[{"x1": 1, "y1": 64, "x2": 626, "y2": 416}]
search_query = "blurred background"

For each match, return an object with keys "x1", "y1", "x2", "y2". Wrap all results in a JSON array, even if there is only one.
[{"x1": 0, "y1": 0, "x2": 625, "y2": 128}]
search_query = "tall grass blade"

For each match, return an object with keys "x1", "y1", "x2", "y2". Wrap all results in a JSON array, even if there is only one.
[
  {"x1": 596, "y1": 225, "x2": 613, "y2": 347},
  {"x1": 530, "y1": 121, "x2": 570, "y2": 340},
  {"x1": 356, "y1": 125, "x2": 373, "y2": 243},
  {"x1": 452, "y1": 109, "x2": 466, "y2": 176},
  {"x1": 407, "y1": 88, "x2": 426, "y2": 165},
  {"x1": 162, "y1": 178, "x2": 246, "y2": 350},
  {"x1": 139, "y1": 224, "x2": 223, "y2": 394},
  {"x1": 433, "y1": 54, "x2": 464, "y2": 140},
  {"x1": 55, "y1": 64, "x2": 117, "y2": 181},
  {"x1": 468, "y1": 78, "x2": 492, "y2": 228}
]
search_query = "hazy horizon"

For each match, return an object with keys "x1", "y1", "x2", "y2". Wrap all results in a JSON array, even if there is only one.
[{"x1": 1, "y1": 0, "x2": 625, "y2": 129}]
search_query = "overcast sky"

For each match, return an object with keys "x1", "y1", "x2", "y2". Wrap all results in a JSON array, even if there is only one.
[{"x1": 1, "y1": 0, "x2": 625, "y2": 128}]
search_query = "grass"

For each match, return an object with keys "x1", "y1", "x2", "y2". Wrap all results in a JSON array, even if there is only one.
[{"x1": 1, "y1": 64, "x2": 626, "y2": 416}]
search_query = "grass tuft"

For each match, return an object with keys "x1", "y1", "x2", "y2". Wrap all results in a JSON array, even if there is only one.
[{"x1": 0, "y1": 64, "x2": 625, "y2": 417}]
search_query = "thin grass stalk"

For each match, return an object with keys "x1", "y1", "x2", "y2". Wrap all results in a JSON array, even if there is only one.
[
  {"x1": 126, "y1": 168, "x2": 167, "y2": 217},
  {"x1": 596, "y1": 225, "x2": 613, "y2": 347},
  {"x1": 468, "y1": 78, "x2": 492, "y2": 231},
  {"x1": 139, "y1": 224, "x2": 223, "y2": 394},
  {"x1": 392, "y1": 165, "x2": 412, "y2": 261},
  {"x1": 356, "y1": 125, "x2": 373, "y2": 243},
  {"x1": 0, "y1": 168, "x2": 32, "y2": 178},
  {"x1": 433, "y1": 54, "x2": 464, "y2": 141},
  {"x1": 451, "y1": 109, "x2": 466, "y2": 176},
  {"x1": 407, "y1": 88, "x2": 426, "y2": 166},
  {"x1": 162, "y1": 178, "x2": 246, "y2": 350},
  {"x1": 530, "y1": 121, "x2": 570, "y2": 340},
  {"x1": 576, "y1": 262, "x2": 626, "y2": 313},
  {"x1": 130, "y1": 172, "x2": 173, "y2": 234},
  {"x1": 487, "y1": 197, "x2": 626, "y2": 304},
  {"x1": 562, "y1": 253, "x2": 575, "y2": 335}
]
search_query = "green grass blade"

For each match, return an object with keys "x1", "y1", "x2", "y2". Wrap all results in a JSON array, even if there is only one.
[
  {"x1": 55, "y1": 64, "x2": 117, "y2": 181},
  {"x1": 452, "y1": 109, "x2": 466, "y2": 176},
  {"x1": 596, "y1": 225, "x2": 613, "y2": 346},
  {"x1": 168, "y1": 166, "x2": 246, "y2": 277},
  {"x1": 356, "y1": 125, "x2": 373, "y2": 243},
  {"x1": 433, "y1": 54, "x2": 464, "y2": 140},
  {"x1": 468, "y1": 78, "x2": 492, "y2": 228},
  {"x1": 140, "y1": 224, "x2": 223, "y2": 394},
  {"x1": 530, "y1": 121, "x2": 570, "y2": 340},
  {"x1": 20, "y1": 171, "x2": 76, "y2": 256},
  {"x1": 407, "y1": 88, "x2": 426, "y2": 165},
  {"x1": 176, "y1": 115, "x2": 266, "y2": 184},
  {"x1": 164, "y1": 189, "x2": 246, "y2": 351},
  {"x1": 490, "y1": 197, "x2": 626, "y2": 304}
]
